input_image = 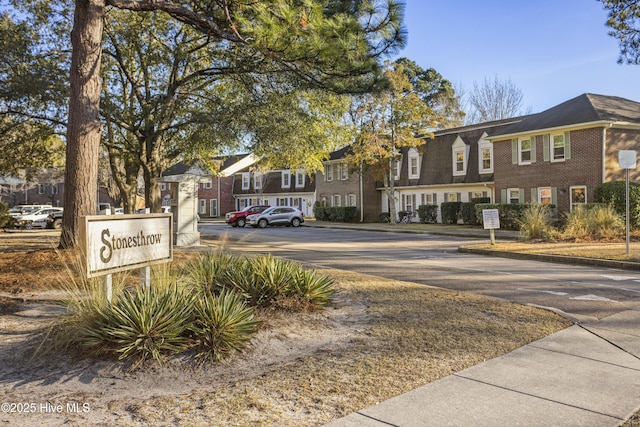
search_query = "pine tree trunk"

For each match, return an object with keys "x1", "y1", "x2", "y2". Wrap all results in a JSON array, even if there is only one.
[{"x1": 60, "y1": 0, "x2": 105, "y2": 248}]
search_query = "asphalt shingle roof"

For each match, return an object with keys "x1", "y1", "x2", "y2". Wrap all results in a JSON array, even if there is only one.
[{"x1": 490, "y1": 93, "x2": 640, "y2": 137}]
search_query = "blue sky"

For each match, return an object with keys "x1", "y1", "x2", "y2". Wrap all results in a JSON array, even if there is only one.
[{"x1": 395, "y1": 0, "x2": 640, "y2": 113}]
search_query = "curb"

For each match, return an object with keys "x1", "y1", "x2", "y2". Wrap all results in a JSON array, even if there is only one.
[{"x1": 459, "y1": 246, "x2": 640, "y2": 270}]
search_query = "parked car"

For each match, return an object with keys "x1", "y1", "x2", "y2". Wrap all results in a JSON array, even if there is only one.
[
  {"x1": 8, "y1": 204, "x2": 53, "y2": 218},
  {"x1": 14, "y1": 207, "x2": 63, "y2": 229},
  {"x1": 247, "y1": 206, "x2": 304, "y2": 228},
  {"x1": 225, "y1": 205, "x2": 270, "y2": 228},
  {"x1": 45, "y1": 210, "x2": 64, "y2": 229}
]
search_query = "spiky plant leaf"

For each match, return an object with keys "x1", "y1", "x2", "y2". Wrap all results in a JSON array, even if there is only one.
[{"x1": 190, "y1": 289, "x2": 260, "y2": 362}]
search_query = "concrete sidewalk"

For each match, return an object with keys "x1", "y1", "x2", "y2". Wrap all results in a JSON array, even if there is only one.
[{"x1": 324, "y1": 309, "x2": 640, "y2": 427}]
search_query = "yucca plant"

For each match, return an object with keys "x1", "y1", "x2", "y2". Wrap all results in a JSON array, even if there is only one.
[
  {"x1": 221, "y1": 257, "x2": 273, "y2": 307},
  {"x1": 190, "y1": 289, "x2": 260, "y2": 362},
  {"x1": 287, "y1": 269, "x2": 335, "y2": 309},
  {"x1": 185, "y1": 252, "x2": 241, "y2": 293},
  {"x1": 79, "y1": 285, "x2": 195, "y2": 365}
]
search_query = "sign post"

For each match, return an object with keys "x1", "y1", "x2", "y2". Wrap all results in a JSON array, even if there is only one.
[
  {"x1": 619, "y1": 150, "x2": 637, "y2": 255},
  {"x1": 482, "y1": 209, "x2": 500, "y2": 245}
]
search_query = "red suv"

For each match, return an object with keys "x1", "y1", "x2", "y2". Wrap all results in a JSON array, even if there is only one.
[{"x1": 225, "y1": 205, "x2": 270, "y2": 228}]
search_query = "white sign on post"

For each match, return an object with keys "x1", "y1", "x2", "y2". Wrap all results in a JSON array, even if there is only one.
[
  {"x1": 619, "y1": 150, "x2": 637, "y2": 169},
  {"x1": 80, "y1": 214, "x2": 173, "y2": 278},
  {"x1": 619, "y1": 150, "x2": 637, "y2": 255},
  {"x1": 482, "y1": 209, "x2": 500, "y2": 245},
  {"x1": 482, "y1": 209, "x2": 500, "y2": 230}
]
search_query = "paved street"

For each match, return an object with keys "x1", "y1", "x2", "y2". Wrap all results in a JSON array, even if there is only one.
[{"x1": 199, "y1": 223, "x2": 640, "y2": 321}]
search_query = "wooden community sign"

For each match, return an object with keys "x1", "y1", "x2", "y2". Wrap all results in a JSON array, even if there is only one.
[{"x1": 79, "y1": 214, "x2": 173, "y2": 278}]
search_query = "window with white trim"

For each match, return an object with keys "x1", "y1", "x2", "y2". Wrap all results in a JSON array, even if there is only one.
[
  {"x1": 38, "y1": 184, "x2": 45, "y2": 194},
  {"x1": 325, "y1": 164, "x2": 334, "y2": 181},
  {"x1": 478, "y1": 134, "x2": 493, "y2": 173},
  {"x1": 51, "y1": 184, "x2": 59, "y2": 195},
  {"x1": 202, "y1": 179, "x2": 212, "y2": 189},
  {"x1": 519, "y1": 138, "x2": 532, "y2": 164},
  {"x1": 570, "y1": 186, "x2": 586, "y2": 211},
  {"x1": 332, "y1": 194, "x2": 341, "y2": 207},
  {"x1": 392, "y1": 156, "x2": 402, "y2": 180},
  {"x1": 403, "y1": 194, "x2": 417, "y2": 212},
  {"x1": 408, "y1": 148, "x2": 420, "y2": 179},
  {"x1": 161, "y1": 183, "x2": 166, "y2": 191},
  {"x1": 199, "y1": 199, "x2": 207, "y2": 214},
  {"x1": 278, "y1": 198, "x2": 288, "y2": 206},
  {"x1": 452, "y1": 136, "x2": 468, "y2": 176},
  {"x1": 210, "y1": 199, "x2": 218, "y2": 216},
  {"x1": 421, "y1": 193, "x2": 433, "y2": 205},
  {"x1": 241, "y1": 173, "x2": 250, "y2": 190},
  {"x1": 253, "y1": 173, "x2": 263, "y2": 190},
  {"x1": 295, "y1": 170, "x2": 305, "y2": 188},
  {"x1": 538, "y1": 187, "x2": 552, "y2": 204},
  {"x1": 507, "y1": 188, "x2": 521, "y2": 204},
  {"x1": 339, "y1": 162, "x2": 349, "y2": 180},
  {"x1": 346, "y1": 194, "x2": 357, "y2": 206},
  {"x1": 551, "y1": 133, "x2": 565, "y2": 161},
  {"x1": 281, "y1": 170, "x2": 291, "y2": 188}
]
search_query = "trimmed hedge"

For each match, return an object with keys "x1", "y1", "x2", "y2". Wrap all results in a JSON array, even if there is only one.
[
  {"x1": 441, "y1": 201, "x2": 462, "y2": 224},
  {"x1": 474, "y1": 203, "x2": 539, "y2": 230},
  {"x1": 418, "y1": 204, "x2": 438, "y2": 223},
  {"x1": 313, "y1": 206, "x2": 358, "y2": 222},
  {"x1": 461, "y1": 197, "x2": 491, "y2": 225},
  {"x1": 594, "y1": 181, "x2": 640, "y2": 228}
]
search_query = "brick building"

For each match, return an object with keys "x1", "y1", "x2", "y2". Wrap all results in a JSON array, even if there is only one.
[
  {"x1": 315, "y1": 146, "x2": 380, "y2": 222},
  {"x1": 489, "y1": 94, "x2": 640, "y2": 213}
]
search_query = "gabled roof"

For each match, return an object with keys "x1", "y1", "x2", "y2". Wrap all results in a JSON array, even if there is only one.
[
  {"x1": 490, "y1": 94, "x2": 640, "y2": 138},
  {"x1": 162, "y1": 153, "x2": 256, "y2": 177}
]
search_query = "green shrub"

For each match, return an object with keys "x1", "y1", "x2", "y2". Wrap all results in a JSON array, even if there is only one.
[
  {"x1": 379, "y1": 212, "x2": 390, "y2": 223},
  {"x1": 594, "y1": 181, "x2": 640, "y2": 228},
  {"x1": 418, "y1": 204, "x2": 438, "y2": 223},
  {"x1": 475, "y1": 203, "x2": 533, "y2": 230},
  {"x1": 80, "y1": 285, "x2": 195, "y2": 365},
  {"x1": 190, "y1": 289, "x2": 259, "y2": 362},
  {"x1": 519, "y1": 204, "x2": 553, "y2": 240},
  {"x1": 313, "y1": 205, "x2": 329, "y2": 221},
  {"x1": 0, "y1": 203, "x2": 10, "y2": 229},
  {"x1": 461, "y1": 197, "x2": 491, "y2": 225},
  {"x1": 331, "y1": 206, "x2": 358, "y2": 222},
  {"x1": 460, "y1": 203, "x2": 475, "y2": 225},
  {"x1": 440, "y1": 202, "x2": 462, "y2": 224}
]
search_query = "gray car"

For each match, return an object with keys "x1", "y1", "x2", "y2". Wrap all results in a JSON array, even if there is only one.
[{"x1": 247, "y1": 207, "x2": 304, "y2": 228}]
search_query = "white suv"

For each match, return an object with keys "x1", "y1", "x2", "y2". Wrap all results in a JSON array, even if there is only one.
[{"x1": 14, "y1": 207, "x2": 63, "y2": 229}]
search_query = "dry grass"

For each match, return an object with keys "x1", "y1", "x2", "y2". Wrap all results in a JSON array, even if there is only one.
[
  {"x1": 471, "y1": 241, "x2": 640, "y2": 262},
  {"x1": 99, "y1": 270, "x2": 569, "y2": 426},
  {"x1": 0, "y1": 230, "x2": 571, "y2": 425}
]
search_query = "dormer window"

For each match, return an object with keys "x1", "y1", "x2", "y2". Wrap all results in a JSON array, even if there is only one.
[
  {"x1": 281, "y1": 170, "x2": 291, "y2": 188},
  {"x1": 452, "y1": 136, "x2": 469, "y2": 176},
  {"x1": 253, "y1": 172, "x2": 263, "y2": 190},
  {"x1": 408, "y1": 148, "x2": 421, "y2": 179},
  {"x1": 241, "y1": 173, "x2": 250, "y2": 190},
  {"x1": 295, "y1": 169, "x2": 305, "y2": 188},
  {"x1": 392, "y1": 157, "x2": 402, "y2": 180},
  {"x1": 478, "y1": 133, "x2": 493, "y2": 174}
]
